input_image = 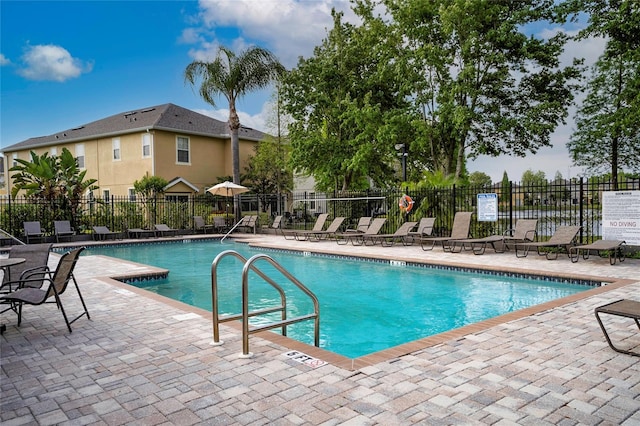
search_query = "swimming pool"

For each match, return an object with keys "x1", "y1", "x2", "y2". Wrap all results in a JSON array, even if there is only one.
[{"x1": 83, "y1": 240, "x2": 593, "y2": 358}]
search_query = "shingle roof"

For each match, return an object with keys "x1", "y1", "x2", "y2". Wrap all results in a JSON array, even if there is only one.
[{"x1": 2, "y1": 103, "x2": 266, "y2": 152}]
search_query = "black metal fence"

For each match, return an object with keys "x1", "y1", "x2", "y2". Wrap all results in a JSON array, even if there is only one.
[{"x1": 0, "y1": 177, "x2": 638, "y2": 244}]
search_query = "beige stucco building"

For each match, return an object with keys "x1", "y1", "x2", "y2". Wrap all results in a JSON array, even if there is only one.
[{"x1": 1, "y1": 103, "x2": 264, "y2": 199}]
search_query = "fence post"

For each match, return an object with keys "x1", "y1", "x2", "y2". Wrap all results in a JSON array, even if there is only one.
[
  {"x1": 579, "y1": 177, "x2": 584, "y2": 243},
  {"x1": 508, "y1": 181, "x2": 513, "y2": 232}
]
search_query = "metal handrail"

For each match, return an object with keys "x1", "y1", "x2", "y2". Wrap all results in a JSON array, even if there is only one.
[
  {"x1": 0, "y1": 228, "x2": 26, "y2": 245},
  {"x1": 211, "y1": 250, "x2": 320, "y2": 358}
]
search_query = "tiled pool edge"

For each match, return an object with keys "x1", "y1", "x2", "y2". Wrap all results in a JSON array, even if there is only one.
[{"x1": 83, "y1": 239, "x2": 636, "y2": 371}]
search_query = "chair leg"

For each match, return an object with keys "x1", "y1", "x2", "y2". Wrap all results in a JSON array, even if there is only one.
[{"x1": 69, "y1": 274, "x2": 90, "y2": 324}]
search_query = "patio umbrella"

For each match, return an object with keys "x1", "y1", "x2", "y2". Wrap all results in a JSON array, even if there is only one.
[{"x1": 206, "y1": 181, "x2": 250, "y2": 219}]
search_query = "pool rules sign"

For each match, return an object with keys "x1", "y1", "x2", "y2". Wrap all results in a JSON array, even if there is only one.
[{"x1": 603, "y1": 191, "x2": 640, "y2": 245}]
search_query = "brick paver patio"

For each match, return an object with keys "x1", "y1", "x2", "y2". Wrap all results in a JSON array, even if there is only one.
[{"x1": 1, "y1": 235, "x2": 639, "y2": 425}]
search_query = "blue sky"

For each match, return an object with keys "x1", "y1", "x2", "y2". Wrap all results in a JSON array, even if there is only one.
[{"x1": 1, "y1": 0, "x2": 604, "y2": 182}]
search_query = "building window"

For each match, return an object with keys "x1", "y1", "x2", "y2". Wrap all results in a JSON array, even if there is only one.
[
  {"x1": 112, "y1": 138, "x2": 121, "y2": 161},
  {"x1": 309, "y1": 192, "x2": 316, "y2": 210},
  {"x1": 128, "y1": 188, "x2": 136, "y2": 201},
  {"x1": 142, "y1": 133, "x2": 151, "y2": 158},
  {"x1": 50, "y1": 147, "x2": 57, "y2": 156},
  {"x1": 176, "y1": 136, "x2": 190, "y2": 164},
  {"x1": 102, "y1": 189, "x2": 110, "y2": 201},
  {"x1": 76, "y1": 144, "x2": 85, "y2": 168},
  {"x1": 166, "y1": 194, "x2": 189, "y2": 203},
  {"x1": 12, "y1": 153, "x2": 18, "y2": 167}
]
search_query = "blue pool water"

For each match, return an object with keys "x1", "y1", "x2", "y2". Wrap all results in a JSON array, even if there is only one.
[{"x1": 83, "y1": 240, "x2": 591, "y2": 358}]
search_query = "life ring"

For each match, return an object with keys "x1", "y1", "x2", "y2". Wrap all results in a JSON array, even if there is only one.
[{"x1": 399, "y1": 194, "x2": 414, "y2": 213}]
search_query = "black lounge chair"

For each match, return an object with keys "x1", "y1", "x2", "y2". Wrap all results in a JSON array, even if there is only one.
[
  {"x1": 92, "y1": 226, "x2": 121, "y2": 241},
  {"x1": 570, "y1": 240, "x2": 626, "y2": 265},
  {"x1": 54, "y1": 220, "x2": 76, "y2": 243},
  {"x1": 155, "y1": 224, "x2": 179, "y2": 237},
  {"x1": 0, "y1": 247, "x2": 89, "y2": 332},
  {"x1": 595, "y1": 300, "x2": 640, "y2": 357},
  {"x1": 127, "y1": 228, "x2": 156, "y2": 238},
  {"x1": 23, "y1": 221, "x2": 45, "y2": 244},
  {"x1": 515, "y1": 226, "x2": 581, "y2": 260}
]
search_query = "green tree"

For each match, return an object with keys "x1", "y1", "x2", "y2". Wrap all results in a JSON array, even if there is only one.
[
  {"x1": 133, "y1": 173, "x2": 168, "y2": 201},
  {"x1": 10, "y1": 148, "x2": 98, "y2": 224},
  {"x1": 184, "y1": 45, "x2": 284, "y2": 195},
  {"x1": 500, "y1": 171, "x2": 511, "y2": 204},
  {"x1": 521, "y1": 169, "x2": 547, "y2": 205},
  {"x1": 567, "y1": 49, "x2": 640, "y2": 187},
  {"x1": 385, "y1": 0, "x2": 583, "y2": 179},
  {"x1": 281, "y1": 6, "x2": 415, "y2": 191},
  {"x1": 244, "y1": 140, "x2": 293, "y2": 212},
  {"x1": 468, "y1": 171, "x2": 493, "y2": 188}
]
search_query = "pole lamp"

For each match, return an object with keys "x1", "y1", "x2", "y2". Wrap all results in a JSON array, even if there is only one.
[{"x1": 395, "y1": 143, "x2": 408, "y2": 182}]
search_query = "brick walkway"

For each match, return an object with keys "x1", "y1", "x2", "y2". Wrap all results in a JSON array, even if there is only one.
[{"x1": 1, "y1": 235, "x2": 639, "y2": 425}]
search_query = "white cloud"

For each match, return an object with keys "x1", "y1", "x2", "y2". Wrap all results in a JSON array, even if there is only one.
[
  {"x1": 190, "y1": 0, "x2": 356, "y2": 67},
  {"x1": 17, "y1": 44, "x2": 93, "y2": 82},
  {"x1": 194, "y1": 106, "x2": 268, "y2": 133},
  {"x1": 0, "y1": 53, "x2": 10, "y2": 66}
]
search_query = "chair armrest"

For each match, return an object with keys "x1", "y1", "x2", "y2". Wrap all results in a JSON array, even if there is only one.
[
  {"x1": 503, "y1": 228, "x2": 515, "y2": 237},
  {"x1": 524, "y1": 230, "x2": 537, "y2": 242},
  {"x1": 19, "y1": 265, "x2": 51, "y2": 280}
]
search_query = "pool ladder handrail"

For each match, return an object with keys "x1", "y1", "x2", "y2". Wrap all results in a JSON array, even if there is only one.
[{"x1": 211, "y1": 250, "x2": 320, "y2": 358}]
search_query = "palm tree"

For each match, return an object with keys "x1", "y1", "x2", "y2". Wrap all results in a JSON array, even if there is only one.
[{"x1": 184, "y1": 45, "x2": 284, "y2": 218}]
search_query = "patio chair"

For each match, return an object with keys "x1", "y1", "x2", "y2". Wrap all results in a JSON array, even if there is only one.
[
  {"x1": 0, "y1": 247, "x2": 89, "y2": 332},
  {"x1": 301, "y1": 217, "x2": 346, "y2": 242},
  {"x1": 235, "y1": 215, "x2": 258, "y2": 234},
  {"x1": 503, "y1": 219, "x2": 538, "y2": 248},
  {"x1": 335, "y1": 218, "x2": 387, "y2": 246},
  {"x1": 570, "y1": 240, "x2": 626, "y2": 265},
  {"x1": 155, "y1": 224, "x2": 179, "y2": 237},
  {"x1": 345, "y1": 217, "x2": 372, "y2": 233},
  {"x1": 408, "y1": 217, "x2": 435, "y2": 242},
  {"x1": 419, "y1": 212, "x2": 473, "y2": 251},
  {"x1": 127, "y1": 227, "x2": 157, "y2": 239},
  {"x1": 282, "y1": 213, "x2": 328, "y2": 240},
  {"x1": 448, "y1": 219, "x2": 539, "y2": 255},
  {"x1": 23, "y1": 221, "x2": 45, "y2": 244},
  {"x1": 194, "y1": 216, "x2": 216, "y2": 234},
  {"x1": 54, "y1": 220, "x2": 76, "y2": 243},
  {"x1": 1, "y1": 243, "x2": 52, "y2": 295},
  {"x1": 213, "y1": 216, "x2": 230, "y2": 233},
  {"x1": 515, "y1": 226, "x2": 581, "y2": 260},
  {"x1": 594, "y1": 299, "x2": 640, "y2": 357},
  {"x1": 268, "y1": 215, "x2": 283, "y2": 235},
  {"x1": 362, "y1": 221, "x2": 417, "y2": 247},
  {"x1": 92, "y1": 226, "x2": 121, "y2": 241}
]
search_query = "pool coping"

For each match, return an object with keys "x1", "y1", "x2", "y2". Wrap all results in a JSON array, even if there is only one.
[{"x1": 77, "y1": 236, "x2": 637, "y2": 371}]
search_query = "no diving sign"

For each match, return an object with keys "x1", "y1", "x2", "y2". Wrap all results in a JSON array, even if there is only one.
[{"x1": 603, "y1": 191, "x2": 640, "y2": 245}]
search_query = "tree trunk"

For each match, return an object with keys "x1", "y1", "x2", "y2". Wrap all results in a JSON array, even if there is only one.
[{"x1": 229, "y1": 104, "x2": 242, "y2": 221}]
